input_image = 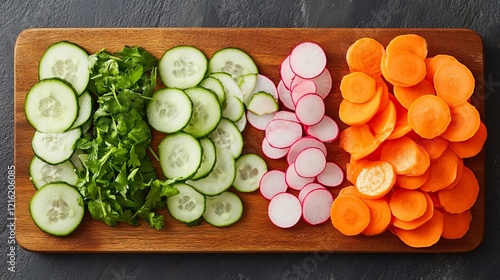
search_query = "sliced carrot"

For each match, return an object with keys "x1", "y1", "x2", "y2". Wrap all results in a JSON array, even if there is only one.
[
  {"x1": 339, "y1": 85, "x2": 383, "y2": 126},
  {"x1": 389, "y1": 189, "x2": 428, "y2": 222},
  {"x1": 396, "y1": 169, "x2": 430, "y2": 190},
  {"x1": 438, "y1": 166, "x2": 479, "y2": 214},
  {"x1": 346, "y1": 37, "x2": 385, "y2": 78},
  {"x1": 368, "y1": 99, "x2": 396, "y2": 143},
  {"x1": 393, "y1": 79, "x2": 435, "y2": 110},
  {"x1": 443, "y1": 157, "x2": 464, "y2": 190},
  {"x1": 392, "y1": 191, "x2": 434, "y2": 230},
  {"x1": 440, "y1": 102, "x2": 481, "y2": 142},
  {"x1": 338, "y1": 185, "x2": 364, "y2": 197},
  {"x1": 340, "y1": 72, "x2": 377, "y2": 103},
  {"x1": 340, "y1": 124, "x2": 381, "y2": 160},
  {"x1": 413, "y1": 136, "x2": 449, "y2": 160},
  {"x1": 428, "y1": 192, "x2": 442, "y2": 208},
  {"x1": 448, "y1": 121, "x2": 487, "y2": 158},
  {"x1": 383, "y1": 52, "x2": 426, "y2": 87},
  {"x1": 440, "y1": 209, "x2": 472, "y2": 240},
  {"x1": 355, "y1": 161, "x2": 396, "y2": 199},
  {"x1": 380, "y1": 53, "x2": 413, "y2": 88},
  {"x1": 434, "y1": 60, "x2": 475, "y2": 107},
  {"x1": 386, "y1": 34, "x2": 428, "y2": 59},
  {"x1": 407, "y1": 95, "x2": 451, "y2": 139},
  {"x1": 393, "y1": 209, "x2": 443, "y2": 248},
  {"x1": 361, "y1": 198, "x2": 392, "y2": 236},
  {"x1": 330, "y1": 194, "x2": 371, "y2": 236},
  {"x1": 380, "y1": 136, "x2": 430, "y2": 176},
  {"x1": 419, "y1": 148, "x2": 459, "y2": 192},
  {"x1": 425, "y1": 54, "x2": 458, "y2": 81},
  {"x1": 346, "y1": 159, "x2": 370, "y2": 185},
  {"x1": 387, "y1": 94, "x2": 412, "y2": 139}
]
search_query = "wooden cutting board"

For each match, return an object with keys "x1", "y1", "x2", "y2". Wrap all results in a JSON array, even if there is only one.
[{"x1": 14, "y1": 28, "x2": 485, "y2": 253}]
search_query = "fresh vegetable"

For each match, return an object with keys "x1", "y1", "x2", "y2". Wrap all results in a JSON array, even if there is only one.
[
  {"x1": 330, "y1": 194, "x2": 370, "y2": 236},
  {"x1": 268, "y1": 192, "x2": 302, "y2": 228}
]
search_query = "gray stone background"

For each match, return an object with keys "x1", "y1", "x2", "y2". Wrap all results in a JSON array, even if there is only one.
[{"x1": 1, "y1": 0, "x2": 500, "y2": 279}]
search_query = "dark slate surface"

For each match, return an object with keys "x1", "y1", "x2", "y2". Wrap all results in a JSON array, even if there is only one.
[{"x1": 2, "y1": 0, "x2": 500, "y2": 279}]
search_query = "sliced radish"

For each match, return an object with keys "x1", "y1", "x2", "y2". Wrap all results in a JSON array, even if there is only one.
[
  {"x1": 268, "y1": 192, "x2": 302, "y2": 228},
  {"x1": 295, "y1": 93, "x2": 325, "y2": 126},
  {"x1": 311, "y1": 68, "x2": 332, "y2": 99},
  {"x1": 305, "y1": 115, "x2": 339, "y2": 143},
  {"x1": 285, "y1": 163, "x2": 315, "y2": 190},
  {"x1": 291, "y1": 80, "x2": 317, "y2": 105},
  {"x1": 277, "y1": 79, "x2": 295, "y2": 110},
  {"x1": 287, "y1": 136, "x2": 327, "y2": 165},
  {"x1": 298, "y1": 182, "x2": 326, "y2": 203},
  {"x1": 316, "y1": 162, "x2": 344, "y2": 187},
  {"x1": 252, "y1": 74, "x2": 278, "y2": 100},
  {"x1": 273, "y1": 110, "x2": 299, "y2": 123},
  {"x1": 247, "y1": 92, "x2": 279, "y2": 116},
  {"x1": 259, "y1": 170, "x2": 287, "y2": 200},
  {"x1": 265, "y1": 119, "x2": 303, "y2": 149},
  {"x1": 262, "y1": 138, "x2": 289, "y2": 159},
  {"x1": 301, "y1": 188, "x2": 334, "y2": 225},
  {"x1": 294, "y1": 147, "x2": 327, "y2": 178},
  {"x1": 246, "y1": 111, "x2": 276, "y2": 130},
  {"x1": 280, "y1": 55, "x2": 296, "y2": 89},
  {"x1": 289, "y1": 42, "x2": 327, "y2": 79}
]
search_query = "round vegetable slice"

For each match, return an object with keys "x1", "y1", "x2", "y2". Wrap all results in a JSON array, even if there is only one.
[
  {"x1": 233, "y1": 154, "x2": 268, "y2": 192},
  {"x1": 203, "y1": 191, "x2": 243, "y2": 227},
  {"x1": 268, "y1": 192, "x2": 302, "y2": 228},
  {"x1": 158, "y1": 132, "x2": 202, "y2": 180},
  {"x1": 159, "y1": 45, "x2": 208, "y2": 89},
  {"x1": 166, "y1": 183, "x2": 206, "y2": 224},
  {"x1": 147, "y1": 88, "x2": 193, "y2": 134}
]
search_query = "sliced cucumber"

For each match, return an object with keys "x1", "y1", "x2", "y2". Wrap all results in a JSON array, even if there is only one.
[
  {"x1": 234, "y1": 111, "x2": 247, "y2": 132},
  {"x1": 32, "y1": 128, "x2": 82, "y2": 165},
  {"x1": 38, "y1": 41, "x2": 90, "y2": 95},
  {"x1": 147, "y1": 88, "x2": 193, "y2": 133},
  {"x1": 183, "y1": 87, "x2": 222, "y2": 138},
  {"x1": 29, "y1": 182, "x2": 85, "y2": 236},
  {"x1": 209, "y1": 118, "x2": 243, "y2": 158},
  {"x1": 210, "y1": 72, "x2": 244, "y2": 101},
  {"x1": 70, "y1": 149, "x2": 85, "y2": 173},
  {"x1": 70, "y1": 90, "x2": 93, "y2": 129},
  {"x1": 246, "y1": 91, "x2": 279, "y2": 116},
  {"x1": 159, "y1": 46, "x2": 208, "y2": 89},
  {"x1": 167, "y1": 183, "x2": 206, "y2": 224},
  {"x1": 29, "y1": 156, "x2": 79, "y2": 190},
  {"x1": 199, "y1": 76, "x2": 226, "y2": 106},
  {"x1": 25, "y1": 78, "x2": 79, "y2": 133},
  {"x1": 208, "y1": 48, "x2": 258, "y2": 84},
  {"x1": 238, "y1": 73, "x2": 258, "y2": 105},
  {"x1": 190, "y1": 138, "x2": 217, "y2": 181},
  {"x1": 203, "y1": 191, "x2": 243, "y2": 227},
  {"x1": 186, "y1": 146, "x2": 235, "y2": 196},
  {"x1": 210, "y1": 72, "x2": 245, "y2": 122},
  {"x1": 158, "y1": 132, "x2": 202, "y2": 180},
  {"x1": 233, "y1": 154, "x2": 268, "y2": 192}
]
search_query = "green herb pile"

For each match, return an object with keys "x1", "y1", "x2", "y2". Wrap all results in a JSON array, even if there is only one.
[{"x1": 76, "y1": 46, "x2": 178, "y2": 230}]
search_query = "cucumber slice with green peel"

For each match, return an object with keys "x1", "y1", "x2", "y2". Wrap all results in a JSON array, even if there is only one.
[
  {"x1": 186, "y1": 146, "x2": 236, "y2": 196},
  {"x1": 159, "y1": 132, "x2": 203, "y2": 180},
  {"x1": 190, "y1": 138, "x2": 217, "y2": 181},
  {"x1": 234, "y1": 111, "x2": 247, "y2": 132},
  {"x1": 203, "y1": 191, "x2": 243, "y2": 227},
  {"x1": 32, "y1": 128, "x2": 82, "y2": 165},
  {"x1": 147, "y1": 88, "x2": 193, "y2": 133},
  {"x1": 70, "y1": 91, "x2": 92, "y2": 129},
  {"x1": 159, "y1": 45, "x2": 208, "y2": 89},
  {"x1": 238, "y1": 73, "x2": 258, "y2": 105},
  {"x1": 38, "y1": 41, "x2": 90, "y2": 95},
  {"x1": 29, "y1": 182, "x2": 85, "y2": 236},
  {"x1": 25, "y1": 78, "x2": 79, "y2": 133},
  {"x1": 209, "y1": 118, "x2": 244, "y2": 159},
  {"x1": 199, "y1": 76, "x2": 226, "y2": 106},
  {"x1": 208, "y1": 48, "x2": 258, "y2": 83},
  {"x1": 183, "y1": 87, "x2": 222, "y2": 138},
  {"x1": 70, "y1": 149, "x2": 85, "y2": 173},
  {"x1": 29, "y1": 156, "x2": 79, "y2": 190},
  {"x1": 222, "y1": 94, "x2": 245, "y2": 122},
  {"x1": 247, "y1": 91, "x2": 279, "y2": 116},
  {"x1": 166, "y1": 183, "x2": 206, "y2": 224},
  {"x1": 209, "y1": 72, "x2": 244, "y2": 101},
  {"x1": 233, "y1": 154, "x2": 268, "y2": 192}
]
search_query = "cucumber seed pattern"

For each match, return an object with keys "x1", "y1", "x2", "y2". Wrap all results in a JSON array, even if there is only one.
[
  {"x1": 52, "y1": 59, "x2": 79, "y2": 86},
  {"x1": 177, "y1": 195, "x2": 196, "y2": 211},
  {"x1": 168, "y1": 145, "x2": 190, "y2": 169},
  {"x1": 173, "y1": 56, "x2": 198, "y2": 82},
  {"x1": 46, "y1": 196, "x2": 72, "y2": 222},
  {"x1": 238, "y1": 164, "x2": 259, "y2": 180},
  {"x1": 156, "y1": 99, "x2": 179, "y2": 120},
  {"x1": 39, "y1": 94, "x2": 63, "y2": 118}
]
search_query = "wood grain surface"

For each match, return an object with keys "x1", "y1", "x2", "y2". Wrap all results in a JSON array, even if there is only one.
[{"x1": 14, "y1": 28, "x2": 485, "y2": 253}]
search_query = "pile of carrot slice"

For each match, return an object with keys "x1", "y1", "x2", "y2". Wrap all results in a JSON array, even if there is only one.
[{"x1": 332, "y1": 34, "x2": 487, "y2": 248}]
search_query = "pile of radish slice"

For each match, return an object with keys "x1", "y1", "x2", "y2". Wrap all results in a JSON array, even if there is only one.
[{"x1": 247, "y1": 42, "x2": 345, "y2": 228}]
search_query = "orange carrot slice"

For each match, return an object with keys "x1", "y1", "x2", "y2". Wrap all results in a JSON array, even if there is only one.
[
  {"x1": 407, "y1": 95, "x2": 451, "y2": 139},
  {"x1": 380, "y1": 136, "x2": 430, "y2": 176},
  {"x1": 340, "y1": 71, "x2": 377, "y2": 103},
  {"x1": 396, "y1": 169, "x2": 430, "y2": 190},
  {"x1": 330, "y1": 194, "x2": 370, "y2": 236},
  {"x1": 438, "y1": 166, "x2": 479, "y2": 214},
  {"x1": 392, "y1": 191, "x2": 434, "y2": 230},
  {"x1": 389, "y1": 189, "x2": 428, "y2": 222},
  {"x1": 434, "y1": 60, "x2": 475, "y2": 107},
  {"x1": 393, "y1": 209, "x2": 444, "y2": 248},
  {"x1": 361, "y1": 198, "x2": 392, "y2": 236},
  {"x1": 393, "y1": 79, "x2": 435, "y2": 109},
  {"x1": 355, "y1": 161, "x2": 396, "y2": 199},
  {"x1": 346, "y1": 37, "x2": 385, "y2": 78},
  {"x1": 383, "y1": 52, "x2": 426, "y2": 87},
  {"x1": 339, "y1": 85, "x2": 383, "y2": 126},
  {"x1": 440, "y1": 209, "x2": 472, "y2": 240},
  {"x1": 425, "y1": 54, "x2": 458, "y2": 81},
  {"x1": 419, "y1": 148, "x2": 459, "y2": 192},
  {"x1": 340, "y1": 124, "x2": 381, "y2": 160},
  {"x1": 448, "y1": 121, "x2": 487, "y2": 158},
  {"x1": 440, "y1": 102, "x2": 481, "y2": 142},
  {"x1": 386, "y1": 34, "x2": 428, "y2": 59},
  {"x1": 414, "y1": 136, "x2": 449, "y2": 160}
]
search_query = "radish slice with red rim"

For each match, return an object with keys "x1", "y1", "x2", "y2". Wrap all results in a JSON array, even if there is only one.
[
  {"x1": 278, "y1": 79, "x2": 295, "y2": 110},
  {"x1": 294, "y1": 147, "x2": 327, "y2": 178},
  {"x1": 289, "y1": 42, "x2": 327, "y2": 79},
  {"x1": 298, "y1": 182, "x2": 326, "y2": 203},
  {"x1": 252, "y1": 74, "x2": 278, "y2": 100},
  {"x1": 305, "y1": 115, "x2": 339, "y2": 143},
  {"x1": 285, "y1": 163, "x2": 315, "y2": 190},
  {"x1": 268, "y1": 192, "x2": 302, "y2": 228},
  {"x1": 280, "y1": 55, "x2": 296, "y2": 89},
  {"x1": 291, "y1": 80, "x2": 317, "y2": 105},
  {"x1": 287, "y1": 136, "x2": 327, "y2": 165},
  {"x1": 246, "y1": 111, "x2": 276, "y2": 131},
  {"x1": 261, "y1": 138, "x2": 289, "y2": 159},
  {"x1": 301, "y1": 188, "x2": 334, "y2": 225},
  {"x1": 311, "y1": 68, "x2": 332, "y2": 99},
  {"x1": 273, "y1": 110, "x2": 299, "y2": 123},
  {"x1": 265, "y1": 119, "x2": 303, "y2": 149},
  {"x1": 316, "y1": 162, "x2": 344, "y2": 187},
  {"x1": 295, "y1": 93, "x2": 325, "y2": 126},
  {"x1": 259, "y1": 170, "x2": 287, "y2": 200}
]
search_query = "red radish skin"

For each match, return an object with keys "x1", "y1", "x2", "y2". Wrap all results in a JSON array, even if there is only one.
[
  {"x1": 253, "y1": 74, "x2": 279, "y2": 100},
  {"x1": 301, "y1": 188, "x2": 334, "y2": 225},
  {"x1": 262, "y1": 138, "x2": 289, "y2": 159},
  {"x1": 316, "y1": 162, "x2": 344, "y2": 187},
  {"x1": 278, "y1": 80, "x2": 295, "y2": 110},
  {"x1": 294, "y1": 147, "x2": 327, "y2": 178},
  {"x1": 289, "y1": 42, "x2": 327, "y2": 79},
  {"x1": 259, "y1": 170, "x2": 288, "y2": 200},
  {"x1": 280, "y1": 55, "x2": 296, "y2": 89},
  {"x1": 287, "y1": 136, "x2": 327, "y2": 165},
  {"x1": 268, "y1": 192, "x2": 302, "y2": 228},
  {"x1": 247, "y1": 111, "x2": 276, "y2": 130},
  {"x1": 298, "y1": 182, "x2": 326, "y2": 203},
  {"x1": 305, "y1": 115, "x2": 340, "y2": 143},
  {"x1": 291, "y1": 80, "x2": 318, "y2": 105},
  {"x1": 285, "y1": 163, "x2": 315, "y2": 190},
  {"x1": 265, "y1": 119, "x2": 303, "y2": 149},
  {"x1": 295, "y1": 93, "x2": 325, "y2": 126}
]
